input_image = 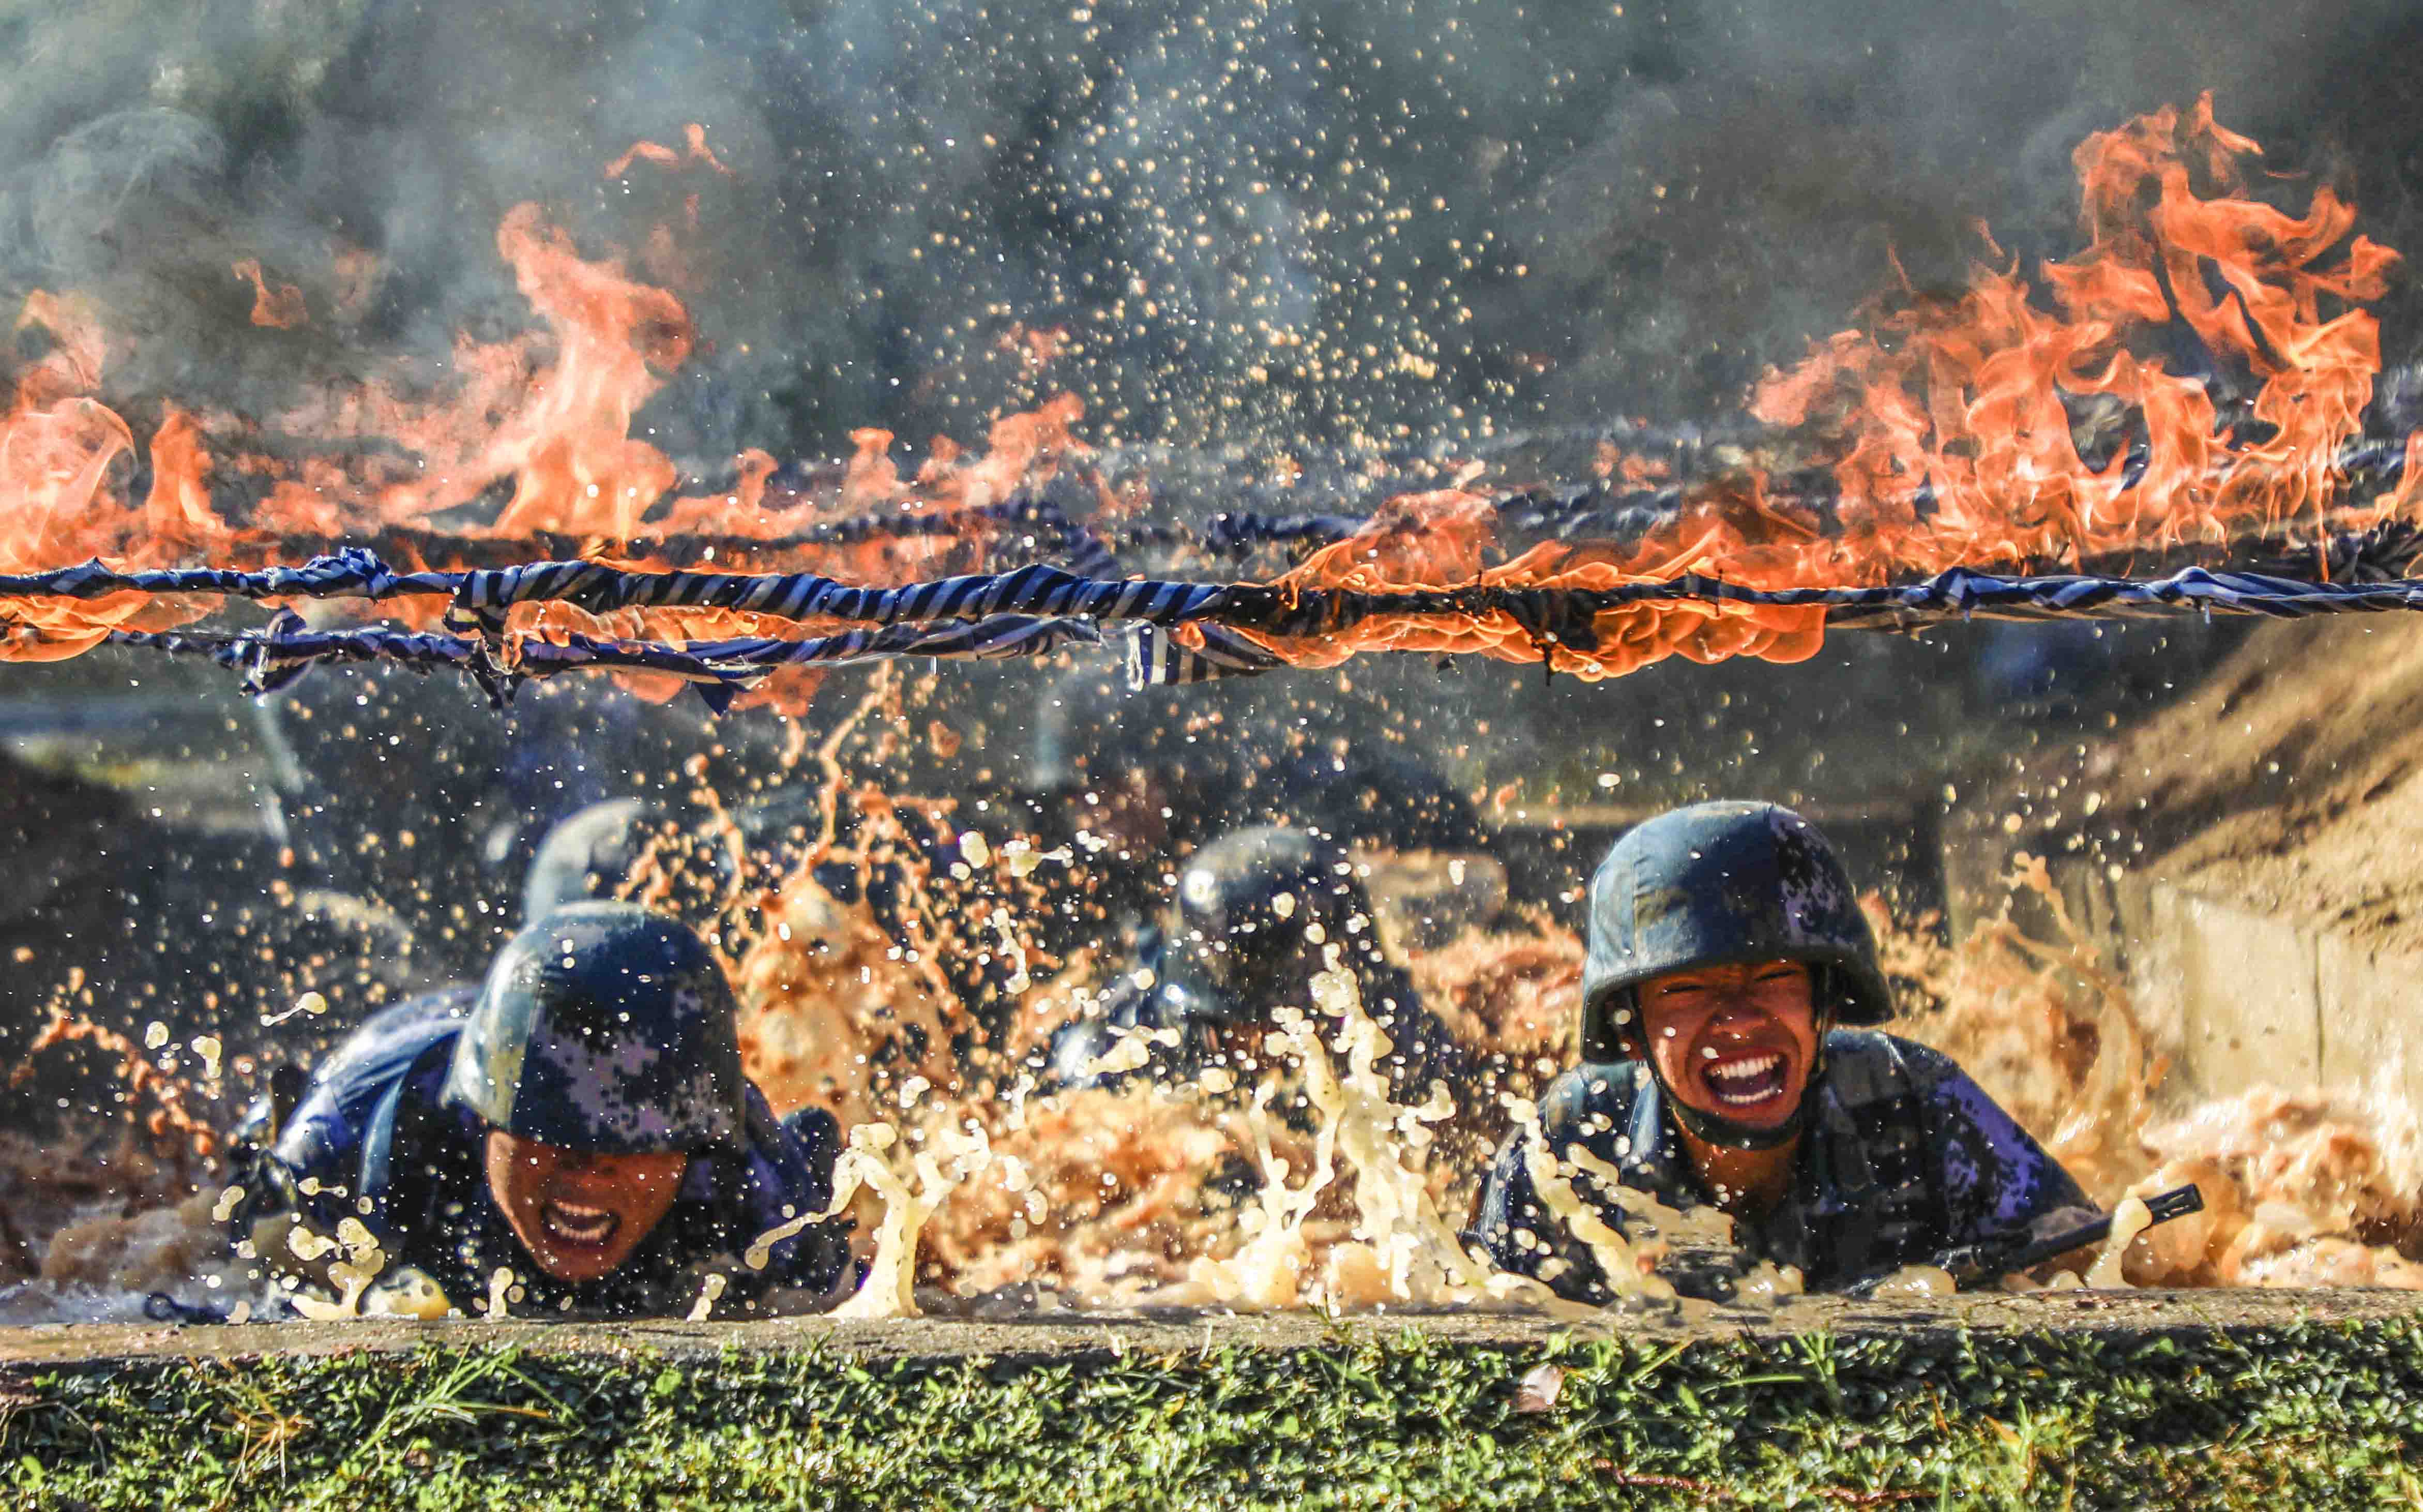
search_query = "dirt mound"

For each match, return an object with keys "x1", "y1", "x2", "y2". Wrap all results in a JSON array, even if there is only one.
[{"x1": 2076, "y1": 615, "x2": 2423, "y2": 956}]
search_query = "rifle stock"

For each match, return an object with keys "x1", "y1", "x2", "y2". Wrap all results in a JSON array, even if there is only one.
[{"x1": 1844, "y1": 1183, "x2": 2204, "y2": 1298}]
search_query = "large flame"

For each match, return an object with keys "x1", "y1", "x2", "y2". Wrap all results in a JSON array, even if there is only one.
[
  {"x1": 3, "y1": 100, "x2": 2415, "y2": 694},
  {"x1": 1755, "y1": 93, "x2": 2398, "y2": 567},
  {"x1": 0, "y1": 295, "x2": 231, "y2": 659},
  {"x1": 1239, "y1": 94, "x2": 2417, "y2": 678},
  {"x1": 0, "y1": 127, "x2": 1096, "y2": 705}
]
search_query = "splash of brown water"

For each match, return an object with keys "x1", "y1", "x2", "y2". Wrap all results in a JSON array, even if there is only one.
[
  {"x1": 15, "y1": 770, "x2": 2423, "y2": 1311},
  {"x1": 1879, "y1": 857, "x2": 2423, "y2": 1289},
  {"x1": 831, "y1": 834, "x2": 2423, "y2": 1309},
  {"x1": 9, "y1": 999, "x2": 221, "y2": 1166}
]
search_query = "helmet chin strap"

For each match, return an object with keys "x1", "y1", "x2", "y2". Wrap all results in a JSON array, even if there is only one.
[{"x1": 1623, "y1": 969, "x2": 1838, "y2": 1153}]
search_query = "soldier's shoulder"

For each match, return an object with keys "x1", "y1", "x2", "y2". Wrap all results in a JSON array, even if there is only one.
[
  {"x1": 1820, "y1": 1029, "x2": 1963, "y2": 1105},
  {"x1": 272, "y1": 986, "x2": 477, "y2": 1170},
  {"x1": 1538, "y1": 1061, "x2": 1649, "y2": 1130},
  {"x1": 320, "y1": 986, "x2": 475, "y2": 1088}
]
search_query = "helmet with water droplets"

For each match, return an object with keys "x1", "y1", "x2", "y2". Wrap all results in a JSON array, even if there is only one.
[
  {"x1": 521, "y1": 799, "x2": 653, "y2": 921},
  {"x1": 443, "y1": 902, "x2": 746, "y2": 1154},
  {"x1": 1159, "y1": 825, "x2": 1387, "y2": 1024},
  {"x1": 1579, "y1": 800, "x2": 1893, "y2": 1065}
]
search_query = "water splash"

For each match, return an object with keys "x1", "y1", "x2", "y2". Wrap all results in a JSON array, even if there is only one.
[{"x1": 820, "y1": 1117, "x2": 994, "y2": 1319}]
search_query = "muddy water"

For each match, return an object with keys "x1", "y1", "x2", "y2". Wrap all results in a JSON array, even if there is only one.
[
  {"x1": 574, "y1": 834, "x2": 2423, "y2": 1309},
  {"x1": 9, "y1": 829, "x2": 2423, "y2": 1327},
  {"x1": 1878, "y1": 856, "x2": 2423, "y2": 1289}
]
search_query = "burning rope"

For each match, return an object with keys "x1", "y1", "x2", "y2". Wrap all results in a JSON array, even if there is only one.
[
  {"x1": 9, "y1": 524, "x2": 2412, "y2": 633},
  {"x1": 111, "y1": 608, "x2": 1099, "y2": 709},
  {"x1": 0, "y1": 526, "x2": 2416, "y2": 705}
]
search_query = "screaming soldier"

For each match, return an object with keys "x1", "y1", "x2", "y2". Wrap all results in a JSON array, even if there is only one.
[
  {"x1": 1472, "y1": 800, "x2": 2095, "y2": 1298},
  {"x1": 230, "y1": 902, "x2": 856, "y2": 1317}
]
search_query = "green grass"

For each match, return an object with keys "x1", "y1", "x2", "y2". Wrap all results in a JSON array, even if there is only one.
[{"x1": 9, "y1": 1317, "x2": 2423, "y2": 1509}]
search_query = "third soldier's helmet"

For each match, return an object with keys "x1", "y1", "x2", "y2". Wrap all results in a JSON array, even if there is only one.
[
  {"x1": 1159, "y1": 826, "x2": 1385, "y2": 1024},
  {"x1": 443, "y1": 902, "x2": 746, "y2": 1154},
  {"x1": 521, "y1": 799, "x2": 653, "y2": 921},
  {"x1": 1579, "y1": 800, "x2": 1892, "y2": 1064}
]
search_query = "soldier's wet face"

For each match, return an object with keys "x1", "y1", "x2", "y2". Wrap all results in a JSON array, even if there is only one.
[
  {"x1": 483, "y1": 1131, "x2": 688, "y2": 1283},
  {"x1": 1637, "y1": 960, "x2": 1820, "y2": 1133}
]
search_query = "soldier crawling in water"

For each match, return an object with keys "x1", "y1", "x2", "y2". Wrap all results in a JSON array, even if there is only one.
[
  {"x1": 1041, "y1": 824, "x2": 1471, "y2": 1106},
  {"x1": 227, "y1": 903, "x2": 856, "y2": 1318},
  {"x1": 225, "y1": 794, "x2": 2101, "y2": 1314},
  {"x1": 1472, "y1": 800, "x2": 2101, "y2": 1299}
]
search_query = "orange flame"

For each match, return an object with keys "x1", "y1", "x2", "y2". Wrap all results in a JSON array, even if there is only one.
[
  {"x1": 1751, "y1": 92, "x2": 2400, "y2": 568},
  {"x1": 602, "y1": 123, "x2": 732, "y2": 181},
  {"x1": 1242, "y1": 94, "x2": 2418, "y2": 682},
  {"x1": 0, "y1": 298, "x2": 238, "y2": 659},
  {"x1": 246, "y1": 203, "x2": 698, "y2": 551},
  {"x1": 232, "y1": 260, "x2": 308, "y2": 329},
  {"x1": 0, "y1": 162, "x2": 1102, "y2": 691},
  {"x1": 481, "y1": 204, "x2": 691, "y2": 538}
]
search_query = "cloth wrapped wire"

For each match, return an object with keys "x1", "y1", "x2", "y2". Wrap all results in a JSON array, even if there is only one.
[
  {"x1": 21, "y1": 549, "x2": 2423, "y2": 642},
  {"x1": 111, "y1": 608, "x2": 1099, "y2": 709},
  {"x1": 23, "y1": 543, "x2": 2423, "y2": 700}
]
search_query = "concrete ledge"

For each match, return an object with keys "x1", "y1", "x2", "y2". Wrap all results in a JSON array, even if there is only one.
[
  {"x1": 6, "y1": 1288, "x2": 2419, "y2": 1371},
  {"x1": 2317, "y1": 931, "x2": 2423, "y2": 1101},
  {"x1": 2132, "y1": 882, "x2": 2323, "y2": 1097}
]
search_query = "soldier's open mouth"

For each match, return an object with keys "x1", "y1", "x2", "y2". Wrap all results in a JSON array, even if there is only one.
[
  {"x1": 1701, "y1": 1051, "x2": 1791, "y2": 1108},
  {"x1": 540, "y1": 1200, "x2": 622, "y2": 1248}
]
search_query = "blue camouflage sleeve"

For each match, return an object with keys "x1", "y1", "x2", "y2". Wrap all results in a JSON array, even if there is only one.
[
  {"x1": 239, "y1": 991, "x2": 474, "y2": 1251},
  {"x1": 1465, "y1": 1070, "x2": 1640, "y2": 1304},
  {"x1": 1891, "y1": 1037, "x2": 2094, "y2": 1246},
  {"x1": 733, "y1": 1103, "x2": 858, "y2": 1295}
]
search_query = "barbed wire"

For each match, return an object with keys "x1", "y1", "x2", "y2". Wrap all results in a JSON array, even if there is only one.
[
  {"x1": 110, "y1": 608, "x2": 1098, "y2": 708},
  {"x1": 0, "y1": 532, "x2": 2410, "y2": 705},
  {"x1": 9, "y1": 420, "x2": 2422, "y2": 706}
]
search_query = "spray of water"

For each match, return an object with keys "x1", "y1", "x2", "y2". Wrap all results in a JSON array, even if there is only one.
[{"x1": 13, "y1": 93, "x2": 2423, "y2": 1322}]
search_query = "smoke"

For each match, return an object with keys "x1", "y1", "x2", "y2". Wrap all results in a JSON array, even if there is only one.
[
  {"x1": 0, "y1": 0, "x2": 2417, "y2": 461},
  {"x1": 1514, "y1": 0, "x2": 2423, "y2": 419}
]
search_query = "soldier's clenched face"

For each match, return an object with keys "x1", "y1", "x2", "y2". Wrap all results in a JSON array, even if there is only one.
[
  {"x1": 484, "y1": 1132, "x2": 688, "y2": 1282},
  {"x1": 1636, "y1": 960, "x2": 1820, "y2": 1133}
]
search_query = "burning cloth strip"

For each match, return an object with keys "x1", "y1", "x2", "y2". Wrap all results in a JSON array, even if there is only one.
[
  {"x1": 106, "y1": 608, "x2": 1098, "y2": 708},
  {"x1": 10, "y1": 540, "x2": 2423, "y2": 633},
  {"x1": 9, "y1": 551, "x2": 2423, "y2": 700},
  {"x1": 14, "y1": 545, "x2": 2423, "y2": 634},
  {"x1": 1124, "y1": 623, "x2": 1291, "y2": 687}
]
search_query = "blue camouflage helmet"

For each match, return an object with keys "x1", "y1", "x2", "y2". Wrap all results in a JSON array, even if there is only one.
[
  {"x1": 1579, "y1": 800, "x2": 1894, "y2": 1063},
  {"x1": 443, "y1": 902, "x2": 747, "y2": 1154},
  {"x1": 521, "y1": 798, "x2": 653, "y2": 921},
  {"x1": 1161, "y1": 825, "x2": 1382, "y2": 1023}
]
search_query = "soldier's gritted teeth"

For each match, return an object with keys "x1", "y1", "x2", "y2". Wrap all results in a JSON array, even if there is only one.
[
  {"x1": 484, "y1": 1131, "x2": 688, "y2": 1282},
  {"x1": 1639, "y1": 960, "x2": 1821, "y2": 1130}
]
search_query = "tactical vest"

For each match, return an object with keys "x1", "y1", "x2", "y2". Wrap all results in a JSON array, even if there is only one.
[{"x1": 1473, "y1": 1030, "x2": 2081, "y2": 1296}]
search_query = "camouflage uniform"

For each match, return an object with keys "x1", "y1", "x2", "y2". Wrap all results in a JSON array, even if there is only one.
[
  {"x1": 1471, "y1": 800, "x2": 2090, "y2": 1297},
  {"x1": 1471, "y1": 1032, "x2": 2091, "y2": 1297},
  {"x1": 234, "y1": 905, "x2": 854, "y2": 1317}
]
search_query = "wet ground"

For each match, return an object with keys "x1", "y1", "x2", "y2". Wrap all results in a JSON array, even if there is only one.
[{"x1": 5, "y1": 1287, "x2": 2415, "y2": 1370}]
